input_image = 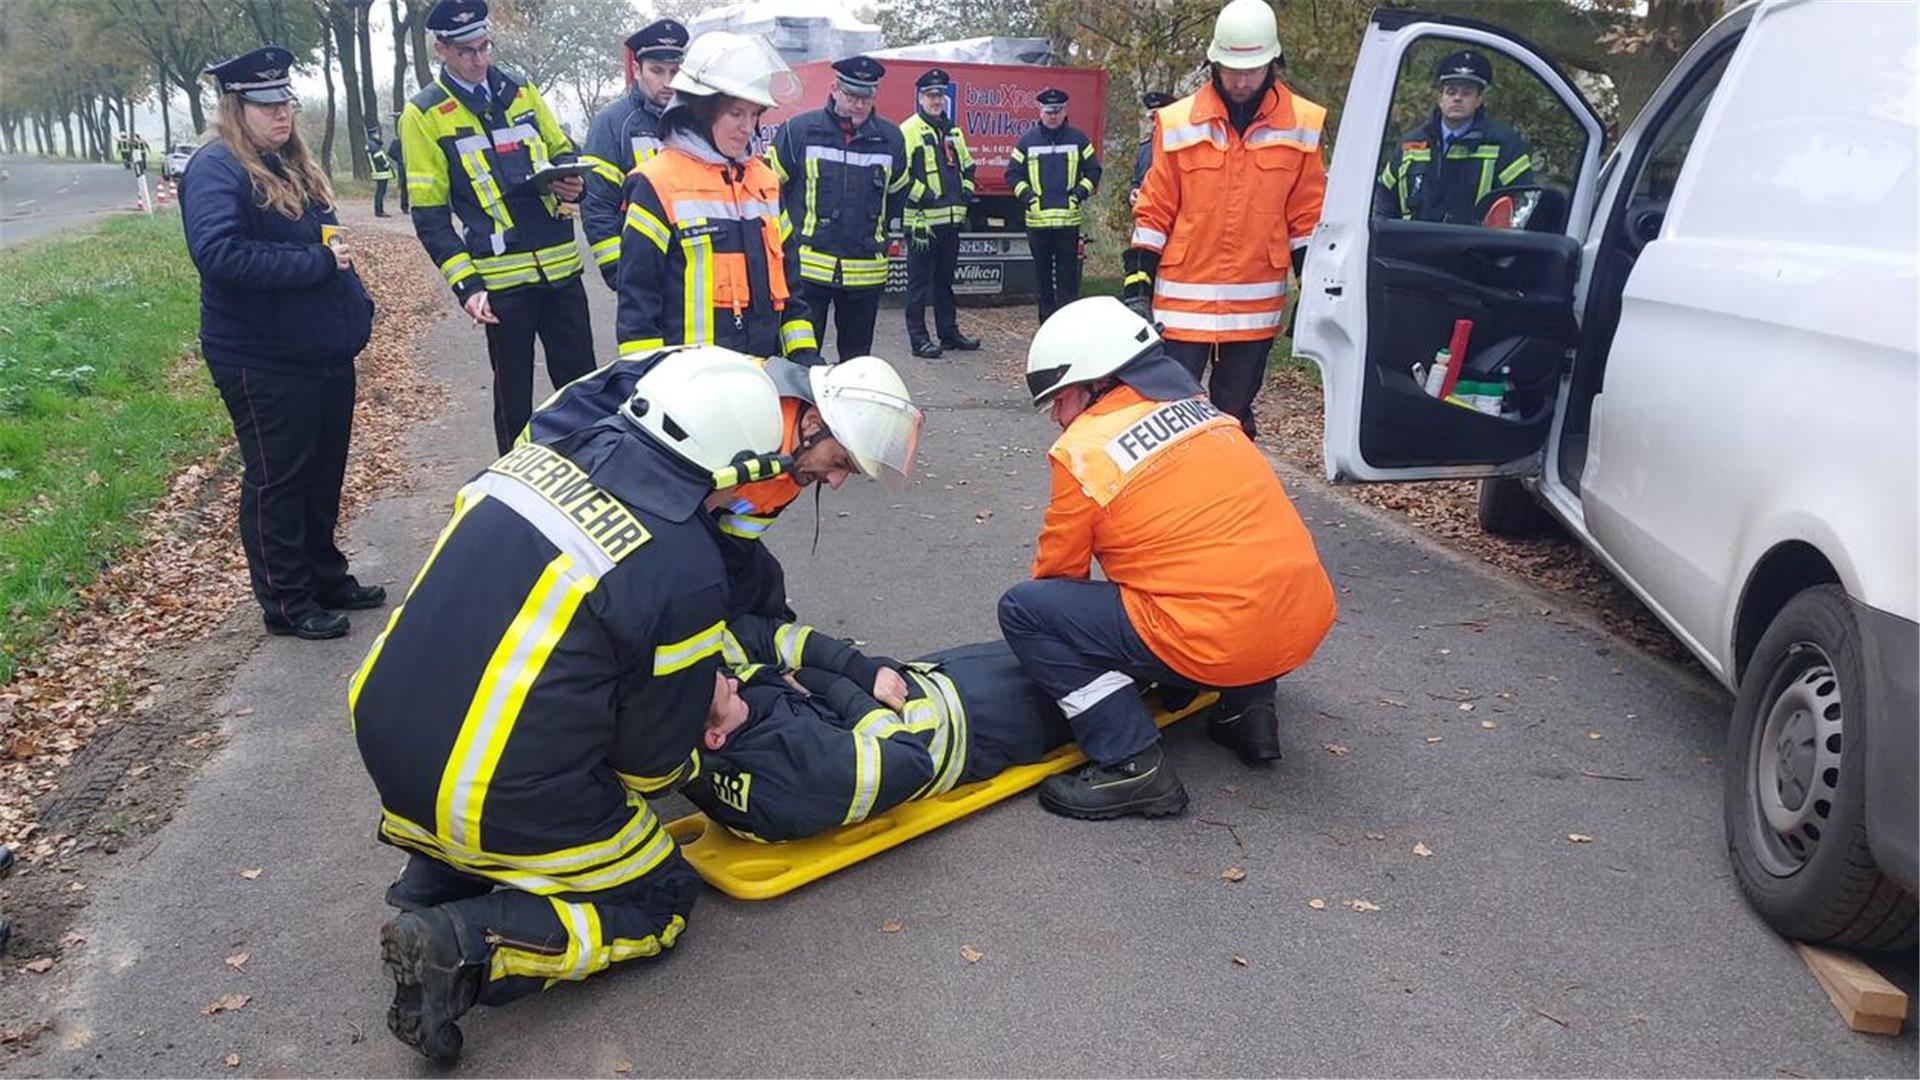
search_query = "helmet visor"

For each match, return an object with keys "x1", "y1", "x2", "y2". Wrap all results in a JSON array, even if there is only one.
[{"x1": 822, "y1": 387, "x2": 923, "y2": 495}]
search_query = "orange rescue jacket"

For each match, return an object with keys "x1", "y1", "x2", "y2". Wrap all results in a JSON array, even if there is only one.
[
  {"x1": 1130, "y1": 81, "x2": 1327, "y2": 343},
  {"x1": 1030, "y1": 386, "x2": 1335, "y2": 685}
]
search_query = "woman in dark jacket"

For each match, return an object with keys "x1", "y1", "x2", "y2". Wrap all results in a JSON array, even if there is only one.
[{"x1": 181, "y1": 46, "x2": 382, "y2": 641}]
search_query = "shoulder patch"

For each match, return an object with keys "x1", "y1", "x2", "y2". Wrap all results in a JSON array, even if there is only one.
[
  {"x1": 1402, "y1": 140, "x2": 1428, "y2": 152},
  {"x1": 410, "y1": 83, "x2": 450, "y2": 111}
]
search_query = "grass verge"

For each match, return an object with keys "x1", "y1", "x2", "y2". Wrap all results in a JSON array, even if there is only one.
[{"x1": 0, "y1": 211, "x2": 225, "y2": 683}]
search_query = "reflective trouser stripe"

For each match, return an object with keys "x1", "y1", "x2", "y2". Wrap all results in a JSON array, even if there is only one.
[
  {"x1": 1059, "y1": 670, "x2": 1134, "y2": 718},
  {"x1": 489, "y1": 909, "x2": 686, "y2": 985},
  {"x1": 380, "y1": 801, "x2": 676, "y2": 895}
]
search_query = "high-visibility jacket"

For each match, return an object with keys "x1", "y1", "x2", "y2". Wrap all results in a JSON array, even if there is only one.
[
  {"x1": 1006, "y1": 122, "x2": 1100, "y2": 229},
  {"x1": 1374, "y1": 107, "x2": 1533, "y2": 225},
  {"x1": 399, "y1": 67, "x2": 583, "y2": 300},
  {"x1": 349, "y1": 403, "x2": 735, "y2": 897},
  {"x1": 1128, "y1": 81, "x2": 1326, "y2": 343},
  {"x1": 766, "y1": 102, "x2": 908, "y2": 290},
  {"x1": 1032, "y1": 384, "x2": 1335, "y2": 686},
  {"x1": 368, "y1": 147, "x2": 395, "y2": 181},
  {"x1": 616, "y1": 132, "x2": 818, "y2": 361},
  {"x1": 581, "y1": 87, "x2": 667, "y2": 280},
  {"x1": 899, "y1": 109, "x2": 975, "y2": 229}
]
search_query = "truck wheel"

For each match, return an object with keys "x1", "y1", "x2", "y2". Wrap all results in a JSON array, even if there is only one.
[
  {"x1": 1475, "y1": 477, "x2": 1553, "y2": 537},
  {"x1": 1723, "y1": 585, "x2": 1917, "y2": 949}
]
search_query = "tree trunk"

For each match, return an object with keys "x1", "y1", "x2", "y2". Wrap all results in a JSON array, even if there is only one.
[
  {"x1": 59, "y1": 112, "x2": 75, "y2": 157},
  {"x1": 390, "y1": 0, "x2": 410, "y2": 115},
  {"x1": 159, "y1": 66, "x2": 173, "y2": 147},
  {"x1": 408, "y1": 0, "x2": 431, "y2": 86},
  {"x1": 177, "y1": 70, "x2": 207, "y2": 134},
  {"x1": 356, "y1": 0, "x2": 381, "y2": 141},
  {"x1": 330, "y1": 4, "x2": 370, "y2": 177},
  {"x1": 321, "y1": 21, "x2": 339, "y2": 176}
]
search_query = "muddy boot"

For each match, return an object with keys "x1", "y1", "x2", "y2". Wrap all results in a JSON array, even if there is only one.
[
  {"x1": 380, "y1": 907, "x2": 482, "y2": 1064},
  {"x1": 1038, "y1": 744, "x2": 1189, "y2": 820},
  {"x1": 1208, "y1": 699, "x2": 1282, "y2": 764}
]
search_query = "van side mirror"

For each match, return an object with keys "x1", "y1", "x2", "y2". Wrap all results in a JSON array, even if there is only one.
[{"x1": 1476, "y1": 185, "x2": 1569, "y2": 234}]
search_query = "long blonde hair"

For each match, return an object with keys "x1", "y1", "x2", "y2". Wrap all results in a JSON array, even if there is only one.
[{"x1": 207, "y1": 94, "x2": 336, "y2": 221}]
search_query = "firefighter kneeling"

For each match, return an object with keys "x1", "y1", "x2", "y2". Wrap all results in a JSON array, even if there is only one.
[
  {"x1": 1000, "y1": 297, "x2": 1337, "y2": 819},
  {"x1": 350, "y1": 348, "x2": 788, "y2": 1063}
]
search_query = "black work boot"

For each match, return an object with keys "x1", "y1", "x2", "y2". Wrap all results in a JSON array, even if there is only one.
[
  {"x1": 320, "y1": 581, "x2": 388, "y2": 610},
  {"x1": 1038, "y1": 744, "x2": 1188, "y2": 820},
  {"x1": 940, "y1": 332, "x2": 982, "y2": 351},
  {"x1": 911, "y1": 340, "x2": 943, "y2": 359},
  {"x1": 263, "y1": 609, "x2": 350, "y2": 640},
  {"x1": 1208, "y1": 699, "x2": 1283, "y2": 765},
  {"x1": 381, "y1": 907, "x2": 482, "y2": 1064}
]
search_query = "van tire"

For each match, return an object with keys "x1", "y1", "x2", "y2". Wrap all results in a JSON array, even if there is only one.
[
  {"x1": 1475, "y1": 477, "x2": 1554, "y2": 538},
  {"x1": 1723, "y1": 585, "x2": 1917, "y2": 950}
]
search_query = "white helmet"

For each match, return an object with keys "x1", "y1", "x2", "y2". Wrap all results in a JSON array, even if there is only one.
[
  {"x1": 1207, "y1": 0, "x2": 1283, "y2": 70},
  {"x1": 807, "y1": 356, "x2": 923, "y2": 493},
  {"x1": 622, "y1": 347, "x2": 784, "y2": 485},
  {"x1": 669, "y1": 31, "x2": 797, "y2": 108},
  {"x1": 1025, "y1": 296, "x2": 1161, "y2": 405}
]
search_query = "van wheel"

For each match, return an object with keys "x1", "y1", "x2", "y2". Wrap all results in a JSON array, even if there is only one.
[
  {"x1": 1723, "y1": 585, "x2": 1917, "y2": 949},
  {"x1": 1475, "y1": 477, "x2": 1554, "y2": 537}
]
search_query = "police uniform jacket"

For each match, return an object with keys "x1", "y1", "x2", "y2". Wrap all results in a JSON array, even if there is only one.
[
  {"x1": 582, "y1": 86, "x2": 667, "y2": 281},
  {"x1": 766, "y1": 100, "x2": 908, "y2": 290},
  {"x1": 1006, "y1": 122, "x2": 1100, "y2": 229},
  {"x1": 399, "y1": 65, "x2": 583, "y2": 300},
  {"x1": 899, "y1": 108, "x2": 974, "y2": 229},
  {"x1": 179, "y1": 140, "x2": 374, "y2": 375},
  {"x1": 1375, "y1": 107, "x2": 1534, "y2": 225},
  {"x1": 618, "y1": 131, "x2": 819, "y2": 362},
  {"x1": 350, "y1": 384, "x2": 733, "y2": 896}
]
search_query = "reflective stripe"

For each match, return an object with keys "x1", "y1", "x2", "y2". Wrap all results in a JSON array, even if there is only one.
[
  {"x1": 780, "y1": 320, "x2": 817, "y2": 354},
  {"x1": 682, "y1": 233, "x2": 713, "y2": 343},
  {"x1": 590, "y1": 234, "x2": 620, "y2": 265},
  {"x1": 619, "y1": 337, "x2": 666, "y2": 355},
  {"x1": 1498, "y1": 154, "x2": 1533, "y2": 186},
  {"x1": 843, "y1": 732, "x2": 882, "y2": 825},
  {"x1": 1130, "y1": 226, "x2": 1168, "y2": 250},
  {"x1": 463, "y1": 472, "x2": 620, "y2": 578},
  {"x1": 625, "y1": 204, "x2": 671, "y2": 252},
  {"x1": 1024, "y1": 143, "x2": 1078, "y2": 156},
  {"x1": 1154, "y1": 278, "x2": 1287, "y2": 301},
  {"x1": 383, "y1": 804, "x2": 677, "y2": 896},
  {"x1": 439, "y1": 252, "x2": 477, "y2": 286},
  {"x1": 1059, "y1": 671, "x2": 1135, "y2": 718},
  {"x1": 1162, "y1": 121, "x2": 1224, "y2": 152},
  {"x1": 717, "y1": 512, "x2": 776, "y2": 540},
  {"x1": 1246, "y1": 126, "x2": 1321, "y2": 150},
  {"x1": 653, "y1": 620, "x2": 726, "y2": 676},
  {"x1": 608, "y1": 914, "x2": 684, "y2": 962},
  {"x1": 804, "y1": 144, "x2": 896, "y2": 169},
  {"x1": 673, "y1": 197, "x2": 779, "y2": 221},
  {"x1": 1153, "y1": 308, "x2": 1285, "y2": 333},
  {"x1": 435, "y1": 553, "x2": 595, "y2": 849},
  {"x1": 720, "y1": 627, "x2": 750, "y2": 667},
  {"x1": 773, "y1": 622, "x2": 811, "y2": 668},
  {"x1": 616, "y1": 749, "x2": 700, "y2": 794},
  {"x1": 801, "y1": 157, "x2": 821, "y2": 236}
]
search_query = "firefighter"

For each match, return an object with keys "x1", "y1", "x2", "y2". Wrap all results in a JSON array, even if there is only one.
[
  {"x1": 1007, "y1": 87, "x2": 1100, "y2": 325},
  {"x1": 766, "y1": 55, "x2": 909, "y2": 361},
  {"x1": 617, "y1": 30, "x2": 821, "y2": 366},
  {"x1": 1128, "y1": 90, "x2": 1175, "y2": 207},
  {"x1": 117, "y1": 131, "x2": 131, "y2": 169},
  {"x1": 1001, "y1": 297, "x2": 1336, "y2": 820},
  {"x1": 129, "y1": 135, "x2": 148, "y2": 178},
  {"x1": 1374, "y1": 49, "x2": 1534, "y2": 224},
  {"x1": 691, "y1": 623, "x2": 1096, "y2": 843},
  {"x1": 524, "y1": 353, "x2": 922, "y2": 621},
  {"x1": 1124, "y1": 0, "x2": 1325, "y2": 438},
  {"x1": 366, "y1": 131, "x2": 395, "y2": 217},
  {"x1": 386, "y1": 116, "x2": 409, "y2": 213},
  {"x1": 581, "y1": 18, "x2": 687, "y2": 286},
  {"x1": 899, "y1": 68, "x2": 981, "y2": 359},
  {"x1": 353, "y1": 348, "x2": 790, "y2": 1064},
  {"x1": 399, "y1": 0, "x2": 595, "y2": 456}
]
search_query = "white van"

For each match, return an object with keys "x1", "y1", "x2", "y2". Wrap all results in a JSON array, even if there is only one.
[{"x1": 1294, "y1": 0, "x2": 1916, "y2": 948}]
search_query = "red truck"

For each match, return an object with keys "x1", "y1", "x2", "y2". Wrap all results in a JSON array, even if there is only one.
[{"x1": 761, "y1": 57, "x2": 1108, "y2": 303}]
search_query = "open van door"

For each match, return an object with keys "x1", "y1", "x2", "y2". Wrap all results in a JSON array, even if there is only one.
[{"x1": 1294, "y1": 10, "x2": 1605, "y2": 482}]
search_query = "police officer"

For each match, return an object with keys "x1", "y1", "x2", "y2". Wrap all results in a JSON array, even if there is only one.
[
  {"x1": 1374, "y1": 49, "x2": 1534, "y2": 224},
  {"x1": 180, "y1": 46, "x2": 380, "y2": 641},
  {"x1": 1007, "y1": 87, "x2": 1100, "y2": 324},
  {"x1": 354, "y1": 348, "x2": 789, "y2": 1063},
  {"x1": 399, "y1": 0, "x2": 595, "y2": 455},
  {"x1": 1001, "y1": 298, "x2": 1336, "y2": 819},
  {"x1": 581, "y1": 17, "x2": 687, "y2": 286},
  {"x1": 899, "y1": 68, "x2": 981, "y2": 359},
  {"x1": 366, "y1": 129, "x2": 395, "y2": 217},
  {"x1": 1129, "y1": 90, "x2": 1175, "y2": 207},
  {"x1": 766, "y1": 55, "x2": 909, "y2": 361}
]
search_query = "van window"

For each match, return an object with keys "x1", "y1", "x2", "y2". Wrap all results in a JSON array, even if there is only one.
[
  {"x1": 1371, "y1": 36, "x2": 1591, "y2": 233},
  {"x1": 1628, "y1": 48, "x2": 1733, "y2": 206},
  {"x1": 1667, "y1": 1, "x2": 1917, "y2": 253}
]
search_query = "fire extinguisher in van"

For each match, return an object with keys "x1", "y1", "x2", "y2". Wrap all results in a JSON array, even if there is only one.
[{"x1": 1413, "y1": 318, "x2": 1474, "y2": 398}]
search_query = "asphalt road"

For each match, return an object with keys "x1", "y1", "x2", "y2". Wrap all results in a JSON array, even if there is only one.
[
  {"x1": 13, "y1": 225, "x2": 1916, "y2": 1076},
  {"x1": 0, "y1": 155, "x2": 146, "y2": 250}
]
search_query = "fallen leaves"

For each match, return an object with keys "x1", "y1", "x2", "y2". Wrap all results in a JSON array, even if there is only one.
[
  {"x1": 959, "y1": 944, "x2": 984, "y2": 964},
  {"x1": 1567, "y1": 833, "x2": 1594, "y2": 844},
  {"x1": 1480, "y1": 720, "x2": 1498, "y2": 730},
  {"x1": 1322, "y1": 742, "x2": 1349, "y2": 757},
  {"x1": 202, "y1": 993, "x2": 250, "y2": 1016},
  {"x1": 223, "y1": 1053, "x2": 240, "y2": 1069},
  {"x1": 1412, "y1": 842, "x2": 1433, "y2": 858},
  {"x1": 1306, "y1": 898, "x2": 1326, "y2": 910},
  {"x1": 1220, "y1": 866, "x2": 1247, "y2": 883},
  {"x1": 22, "y1": 958, "x2": 53, "y2": 974},
  {"x1": 877, "y1": 920, "x2": 903, "y2": 934},
  {"x1": 1347, "y1": 899, "x2": 1382, "y2": 913},
  {"x1": 238, "y1": 867, "x2": 263, "y2": 880},
  {"x1": 1230, "y1": 955, "x2": 1249, "y2": 968},
  {"x1": 1364, "y1": 831, "x2": 1387, "y2": 841},
  {"x1": 225, "y1": 951, "x2": 250, "y2": 970}
]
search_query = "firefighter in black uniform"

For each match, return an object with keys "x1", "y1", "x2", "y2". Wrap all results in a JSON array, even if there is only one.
[
  {"x1": 1374, "y1": 49, "x2": 1534, "y2": 225},
  {"x1": 581, "y1": 18, "x2": 687, "y2": 286},
  {"x1": 367, "y1": 130, "x2": 395, "y2": 217},
  {"x1": 400, "y1": 0, "x2": 596, "y2": 455},
  {"x1": 181, "y1": 46, "x2": 381, "y2": 641},
  {"x1": 689, "y1": 618, "x2": 1096, "y2": 843},
  {"x1": 1129, "y1": 90, "x2": 1175, "y2": 207},
  {"x1": 899, "y1": 68, "x2": 981, "y2": 359},
  {"x1": 766, "y1": 55, "x2": 908, "y2": 361},
  {"x1": 353, "y1": 347, "x2": 791, "y2": 1063},
  {"x1": 385, "y1": 117, "x2": 409, "y2": 213},
  {"x1": 1007, "y1": 87, "x2": 1101, "y2": 324}
]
